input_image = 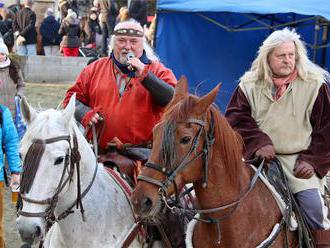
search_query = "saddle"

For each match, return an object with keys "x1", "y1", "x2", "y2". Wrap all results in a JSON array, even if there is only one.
[
  {"x1": 98, "y1": 137, "x2": 151, "y2": 185},
  {"x1": 263, "y1": 159, "x2": 314, "y2": 248}
]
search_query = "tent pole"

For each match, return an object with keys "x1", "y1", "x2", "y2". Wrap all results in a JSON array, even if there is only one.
[
  {"x1": 321, "y1": 19, "x2": 329, "y2": 68},
  {"x1": 313, "y1": 17, "x2": 320, "y2": 63}
]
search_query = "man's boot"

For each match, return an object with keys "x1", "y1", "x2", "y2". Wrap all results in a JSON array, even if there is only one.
[{"x1": 312, "y1": 229, "x2": 330, "y2": 248}]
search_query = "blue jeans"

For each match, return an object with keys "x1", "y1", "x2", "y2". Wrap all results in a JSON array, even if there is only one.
[
  {"x1": 17, "y1": 44, "x2": 36, "y2": 56},
  {"x1": 295, "y1": 189, "x2": 330, "y2": 230}
]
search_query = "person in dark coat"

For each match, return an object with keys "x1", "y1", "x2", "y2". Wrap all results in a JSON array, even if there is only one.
[
  {"x1": 128, "y1": 0, "x2": 147, "y2": 27},
  {"x1": 0, "y1": 8, "x2": 15, "y2": 52},
  {"x1": 82, "y1": 9, "x2": 101, "y2": 48},
  {"x1": 98, "y1": 0, "x2": 117, "y2": 56},
  {"x1": 13, "y1": 0, "x2": 37, "y2": 56},
  {"x1": 39, "y1": 8, "x2": 61, "y2": 56},
  {"x1": 58, "y1": 9, "x2": 80, "y2": 57},
  {"x1": 40, "y1": 8, "x2": 62, "y2": 56}
]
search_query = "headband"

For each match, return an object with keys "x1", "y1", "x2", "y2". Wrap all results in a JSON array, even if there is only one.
[{"x1": 113, "y1": 28, "x2": 144, "y2": 37}]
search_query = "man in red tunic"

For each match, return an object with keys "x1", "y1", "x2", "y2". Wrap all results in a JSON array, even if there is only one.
[
  {"x1": 63, "y1": 20, "x2": 177, "y2": 179},
  {"x1": 64, "y1": 20, "x2": 176, "y2": 146}
]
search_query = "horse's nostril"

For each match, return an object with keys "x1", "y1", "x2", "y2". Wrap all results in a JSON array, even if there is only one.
[
  {"x1": 141, "y1": 197, "x2": 152, "y2": 213},
  {"x1": 35, "y1": 226, "x2": 41, "y2": 237}
]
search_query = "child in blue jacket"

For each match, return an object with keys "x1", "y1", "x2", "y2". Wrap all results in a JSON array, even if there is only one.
[{"x1": 0, "y1": 104, "x2": 21, "y2": 247}]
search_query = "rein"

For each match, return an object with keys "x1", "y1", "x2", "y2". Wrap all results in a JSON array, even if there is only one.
[{"x1": 18, "y1": 128, "x2": 98, "y2": 227}]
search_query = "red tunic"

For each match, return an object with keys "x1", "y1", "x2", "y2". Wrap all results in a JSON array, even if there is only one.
[{"x1": 63, "y1": 57, "x2": 177, "y2": 148}]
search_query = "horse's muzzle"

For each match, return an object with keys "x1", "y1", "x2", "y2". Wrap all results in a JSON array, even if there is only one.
[{"x1": 16, "y1": 218, "x2": 43, "y2": 245}]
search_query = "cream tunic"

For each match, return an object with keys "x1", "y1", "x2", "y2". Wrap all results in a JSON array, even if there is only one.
[{"x1": 240, "y1": 79, "x2": 325, "y2": 193}]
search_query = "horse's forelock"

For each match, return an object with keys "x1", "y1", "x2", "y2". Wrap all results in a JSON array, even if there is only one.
[
  {"x1": 159, "y1": 96, "x2": 199, "y2": 171},
  {"x1": 160, "y1": 95, "x2": 243, "y2": 186},
  {"x1": 163, "y1": 95, "x2": 198, "y2": 123},
  {"x1": 20, "y1": 109, "x2": 73, "y2": 194},
  {"x1": 159, "y1": 120, "x2": 177, "y2": 170}
]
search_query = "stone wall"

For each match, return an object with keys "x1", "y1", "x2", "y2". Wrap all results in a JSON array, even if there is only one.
[{"x1": 15, "y1": 55, "x2": 90, "y2": 83}]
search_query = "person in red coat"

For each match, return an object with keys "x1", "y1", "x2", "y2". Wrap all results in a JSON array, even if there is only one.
[{"x1": 63, "y1": 19, "x2": 177, "y2": 180}]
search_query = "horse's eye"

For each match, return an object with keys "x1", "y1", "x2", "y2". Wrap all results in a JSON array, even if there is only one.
[
  {"x1": 180, "y1": 136, "x2": 191, "y2": 144},
  {"x1": 54, "y1": 157, "x2": 64, "y2": 165}
]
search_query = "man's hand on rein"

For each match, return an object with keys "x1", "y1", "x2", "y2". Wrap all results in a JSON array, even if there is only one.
[
  {"x1": 255, "y1": 145, "x2": 276, "y2": 163},
  {"x1": 89, "y1": 113, "x2": 103, "y2": 126}
]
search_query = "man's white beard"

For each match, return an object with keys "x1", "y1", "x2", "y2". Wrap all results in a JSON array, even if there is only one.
[
  {"x1": 118, "y1": 49, "x2": 132, "y2": 65},
  {"x1": 118, "y1": 54, "x2": 128, "y2": 64}
]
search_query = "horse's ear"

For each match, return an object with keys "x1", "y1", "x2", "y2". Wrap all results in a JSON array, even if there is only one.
[
  {"x1": 63, "y1": 94, "x2": 76, "y2": 123},
  {"x1": 194, "y1": 84, "x2": 221, "y2": 115},
  {"x1": 20, "y1": 97, "x2": 37, "y2": 125},
  {"x1": 167, "y1": 76, "x2": 189, "y2": 108}
]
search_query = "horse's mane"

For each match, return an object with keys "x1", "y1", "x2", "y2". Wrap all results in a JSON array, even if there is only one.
[{"x1": 162, "y1": 95, "x2": 243, "y2": 184}]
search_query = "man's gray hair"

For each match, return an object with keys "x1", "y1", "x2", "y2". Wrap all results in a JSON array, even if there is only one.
[
  {"x1": 240, "y1": 28, "x2": 329, "y2": 85},
  {"x1": 108, "y1": 19, "x2": 159, "y2": 62}
]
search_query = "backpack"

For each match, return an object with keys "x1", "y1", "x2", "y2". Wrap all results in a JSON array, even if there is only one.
[{"x1": 3, "y1": 29, "x2": 14, "y2": 47}]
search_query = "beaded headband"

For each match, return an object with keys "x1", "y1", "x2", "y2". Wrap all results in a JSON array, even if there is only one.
[{"x1": 113, "y1": 28, "x2": 144, "y2": 37}]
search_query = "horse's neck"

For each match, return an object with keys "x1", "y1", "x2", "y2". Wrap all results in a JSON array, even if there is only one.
[{"x1": 193, "y1": 154, "x2": 251, "y2": 214}]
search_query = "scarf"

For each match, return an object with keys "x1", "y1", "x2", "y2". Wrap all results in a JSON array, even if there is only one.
[
  {"x1": 111, "y1": 51, "x2": 150, "y2": 78},
  {"x1": 271, "y1": 69, "x2": 298, "y2": 101}
]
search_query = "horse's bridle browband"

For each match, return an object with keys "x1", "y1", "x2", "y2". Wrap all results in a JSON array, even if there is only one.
[{"x1": 18, "y1": 129, "x2": 98, "y2": 226}]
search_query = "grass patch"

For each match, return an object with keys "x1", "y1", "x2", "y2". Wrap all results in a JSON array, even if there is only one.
[{"x1": 24, "y1": 83, "x2": 71, "y2": 109}]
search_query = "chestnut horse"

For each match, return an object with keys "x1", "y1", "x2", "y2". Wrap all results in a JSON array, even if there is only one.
[{"x1": 131, "y1": 77, "x2": 299, "y2": 247}]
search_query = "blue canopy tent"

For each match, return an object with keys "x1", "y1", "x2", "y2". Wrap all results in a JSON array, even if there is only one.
[{"x1": 155, "y1": 0, "x2": 330, "y2": 110}]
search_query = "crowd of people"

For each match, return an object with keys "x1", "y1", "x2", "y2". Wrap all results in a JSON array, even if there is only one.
[
  {"x1": 0, "y1": 0, "x2": 152, "y2": 57},
  {"x1": 0, "y1": 1, "x2": 330, "y2": 247}
]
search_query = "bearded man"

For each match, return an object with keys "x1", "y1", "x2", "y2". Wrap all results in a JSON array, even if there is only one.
[
  {"x1": 225, "y1": 28, "x2": 330, "y2": 247},
  {"x1": 63, "y1": 19, "x2": 177, "y2": 181}
]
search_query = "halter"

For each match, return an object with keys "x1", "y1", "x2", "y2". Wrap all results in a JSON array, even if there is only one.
[
  {"x1": 18, "y1": 129, "x2": 98, "y2": 228},
  {"x1": 138, "y1": 112, "x2": 215, "y2": 199}
]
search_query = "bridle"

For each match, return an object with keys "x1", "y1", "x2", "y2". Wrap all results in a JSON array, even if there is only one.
[
  {"x1": 137, "y1": 112, "x2": 266, "y2": 245},
  {"x1": 137, "y1": 112, "x2": 215, "y2": 198},
  {"x1": 18, "y1": 129, "x2": 98, "y2": 228}
]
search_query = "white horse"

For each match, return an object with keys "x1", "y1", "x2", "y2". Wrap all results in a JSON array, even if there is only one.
[{"x1": 16, "y1": 95, "x2": 140, "y2": 248}]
